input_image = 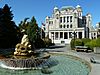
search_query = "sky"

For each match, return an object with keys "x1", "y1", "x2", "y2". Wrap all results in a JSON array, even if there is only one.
[{"x1": 0, "y1": 0, "x2": 100, "y2": 27}]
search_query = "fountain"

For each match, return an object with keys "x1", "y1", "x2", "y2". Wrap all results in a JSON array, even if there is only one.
[
  {"x1": 0, "y1": 33, "x2": 50, "y2": 70},
  {"x1": 0, "y1": 31, "x2": 91, "y2": 75}
]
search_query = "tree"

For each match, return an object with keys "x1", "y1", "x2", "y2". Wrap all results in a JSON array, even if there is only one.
[
  {"x1": 26, "y1": 16, "x2": 40, "y2": 49},
  {"x1": 18, "y1": 18, "x2": 29, "y2": 32},
  {"x1": 0, "y1": 4, "x2": 18, "y2": 48}
]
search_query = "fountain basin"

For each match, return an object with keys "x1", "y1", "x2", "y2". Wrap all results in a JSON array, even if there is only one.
[
  {"x1": 0, "y1": 53, "x2": 90, "y2": 75},
  {"x1": 0, "y1": 52, "x2": 50, "y2": 70}
]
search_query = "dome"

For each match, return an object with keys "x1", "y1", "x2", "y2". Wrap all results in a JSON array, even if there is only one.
[
  {"x1": 54, "y1": 6, "x2": 58, "y2": 10},
  {"x1": 46, "y1": 16, "x2": 50, "y2": 19},
  {"x1": 61, "y1": 6, "x2": 74, "y2": 11},
  {"x1": 76, "y1": 5, "x2": 81, "y2": 8}
]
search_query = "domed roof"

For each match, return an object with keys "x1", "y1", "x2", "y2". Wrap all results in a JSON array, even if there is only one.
[
  {"x1": 76, "y1": 5, "x2": 81, "y2": 8},
  {"x1": 61, "y1": 6, "x2": 74, "y2": 11},
  {"x1": 54, "y1": 6, "x2": 58, "y2": 10}
]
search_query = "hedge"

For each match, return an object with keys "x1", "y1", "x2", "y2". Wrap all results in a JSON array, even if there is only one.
[
  {"x1": 85, "y1": 38, "x2": 100, "y2": 49},
  {"x1": 81, "y1": 38, "x2": 91, "y2": 45},
  {"x1": 70, "y1": 39, "x2": 83, "y2": 49}
]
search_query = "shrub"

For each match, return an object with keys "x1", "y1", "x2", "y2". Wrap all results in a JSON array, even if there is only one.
[
  {"x1": 34, "y1": 38, "x2": 45, "y2": 48},
  {"x1": 85, "y1": 39, "x2": 97, "y2": 49},
  {"x1": 70, "y1": 39, "x2": 75, "y2": 49},
  {"x1": 70, "y1": 39, "x2": 83, "y2": 49},
  {"x1": 85, "y1": 38, "x2": 100, "y2": 49},
  {"x1": 43, "y1": 38, "x2": 53, "y2": 47},
  {"x1": 81, "y1": 38, "x2": 91, "y2": 45},
  {"x1": 75, "y1": 39, "x2": 83, "y2": 46},
  {"x1": 95, "y1": 37, "x2": 100, "y2": 47}
]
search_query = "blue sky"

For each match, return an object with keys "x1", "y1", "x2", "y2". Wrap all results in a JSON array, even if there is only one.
[{"x1": 0, "y1": 0, "x2": 100, "y2": 27}]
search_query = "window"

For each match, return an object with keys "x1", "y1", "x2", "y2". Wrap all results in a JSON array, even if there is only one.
[
  {"x1": 51, "y1": 32, "x2": 54, "y2": 35},
  {"x1": 70, "y1": 24, "x2": 72, "y2": 28},
  {"x1": 60, "y1": 17, "x2": 62, "y2": 23},
  {"x1": 64, "y1": 32, "x2": 68, "y2": 39},
  {"x1": 70, "y1": 16, "x2": 72, "y2": 22},
  {"x1": 55, "y1": 32, "x2": 58, "y2": 39},
  {"x1": 94, "y1": 33, "x2": 96, "y2": 36},
  {"x1": 46, "y1": 19, "x2": 48, "y2": 23},
  {"x1": 49, "y1": 21, "x2": 53, "y2": 24},
  {"x1": 79, "y1": 32, "x2": 82, "y2": 39},
  {"x1": 61, "y1": 41, "x2": 65, "y2": 43},
  {"x1": 49, "y1": 21, "x2": 50, "y2": 24},
  {"x1": 56, "y1": 17, "x2": 59, "y2": 19},
  {"x1": 59, "y1": 25, "x2": 62, "y2": 28},
  {"x1": 67, "y1": 16, "x2": 69, "y2": 22},
  {"x1": 63, "y1": 25, "x2": 66, "y2": 28},
  {"x1": 67, "y1": 24, "x2": 69, "y2": 28},
  {"x1": 60, "y1": 32, "x2": 63, "y2": 38},
  {"x1": 63, "y1": 17, "x2": 66, "y2": 23},
  {"x1": 56, "y1": 14, "x2": 59, "y2": 19}
]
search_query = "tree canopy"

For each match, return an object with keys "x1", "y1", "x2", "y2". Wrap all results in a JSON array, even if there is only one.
[
  {"x1": 18, "y1": 16, "x2": 45, "y2": 49},
  {"x1": 0, "y1": 4, "x2": 18, "y2": 48}
]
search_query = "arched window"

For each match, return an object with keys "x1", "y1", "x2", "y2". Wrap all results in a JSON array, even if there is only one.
[
  {"x1": 56, "y1": 14, "x2": 59, "y2": 19},
  {"x1": 60, "y1": 17, "x2": 62, "y2": 23},
  {"x1": 94, "y1": 33, "x2": 96, "y2": 36},
  {"x1": 70, "y1": 24, "x2": 72, "y2": 28},
  {"x1": 67, "y1": 24, "x2": 69, "y2": 28},
  {"x1": 63, "y1": 25, "x2": 66, "y2": 28},
  {"x1": 63, "y1": 17, "x2": 66, "y2": 23},
  {"x1": 70, "y1": 16, "x2": 72, "y2": 22}
]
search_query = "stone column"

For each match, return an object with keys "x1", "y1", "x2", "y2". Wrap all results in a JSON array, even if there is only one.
[
  {"x1": 63, "y1": 32, "x2": 64, "y2": 39},
  {"x1": 58, "y1": 32, "x2": 60, "y2": 40},
  {"x1": 82, "y1": 31, "x2": 85, "y2": 38},
  {"x1": 49, "y1": 32, "x2": 51, "y2": 39},
  {"x1": 77, "y1": 31, "x2": 78, "y2": 38},
  {"x1": 62, "y1": 17, "x2": 64, "y2": 24},
  {"x1": 68, "y1": 32, "x2": 69, "y2": 39},
  {"x1": 54, "y1": 32, "x2": 55, "y2": 40}
]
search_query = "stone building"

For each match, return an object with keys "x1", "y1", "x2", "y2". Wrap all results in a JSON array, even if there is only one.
[
  {"x1": 42, "y1": 5, "x2": 97, "y2": 44},
  {"x1": 96, "y1": 23, "x2": 100, "y2": 37}
]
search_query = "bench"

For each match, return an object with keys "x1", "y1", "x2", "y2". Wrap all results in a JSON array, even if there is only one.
[
  {"x1": 90, "y1": 57, "x2": 96, "y2": 63},
  {"x1": 75, "y1": 46, "x2": 88, "y2": 52},
  {"x1": 90, "y1": 57, "x2": 100, "y2": 64}
]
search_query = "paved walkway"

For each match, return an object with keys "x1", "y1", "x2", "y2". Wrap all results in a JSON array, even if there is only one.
[
  {"x1": 46, "y1": 44, "x2": 100, "y2": 75},
  {"x1": 76, "y1": 52, "x2": 100, "y2": 75}
]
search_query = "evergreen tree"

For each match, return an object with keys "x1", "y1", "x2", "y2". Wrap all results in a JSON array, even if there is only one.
[
  {"x1": 0, "y1": 4, "x2": 18, "y2": 48},
  {"x1": 18, "y1": 18, "x2": 29, "y2": 32},
  {"x1": 18, "y1": 16, "x2": 45, "y2": 49},
  {"x1": 26, "y1": 16, "x2": 40, "y2": 49}
]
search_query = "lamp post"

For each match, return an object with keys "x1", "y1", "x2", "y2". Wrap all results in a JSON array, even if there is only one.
[{"x1": 73, "y1": 29, "x2": 76, "y2": 49}]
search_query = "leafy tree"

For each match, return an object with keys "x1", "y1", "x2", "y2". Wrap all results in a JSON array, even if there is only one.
[{"x1": 0, "y1": 4, "x2": 18, "y2": 48}]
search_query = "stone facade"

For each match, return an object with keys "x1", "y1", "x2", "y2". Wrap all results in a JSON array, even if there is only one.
[
  {"x1": 96, "y1": 23, "x2": 100, "y2": 37},
  {"x1": 42, "y1": 5, "x2": 97, "y2": 44}
]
